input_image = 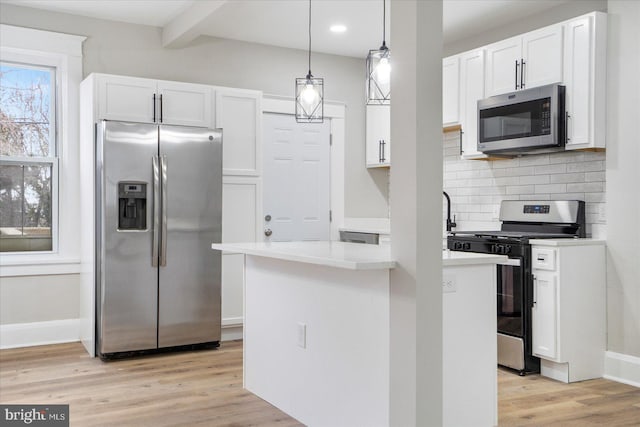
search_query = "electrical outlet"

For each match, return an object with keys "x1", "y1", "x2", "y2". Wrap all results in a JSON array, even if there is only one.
[
  {"x1": 297, "y1": 322, "x2": 307, "y2": 349},
  {"x1": 442, "y1": 274, "x2": 457, "y2": 293}
]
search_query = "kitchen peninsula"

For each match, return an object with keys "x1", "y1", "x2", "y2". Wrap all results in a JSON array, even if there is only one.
[{"x1": 211, "y1": 241, "x2": 506, "y2": 426}]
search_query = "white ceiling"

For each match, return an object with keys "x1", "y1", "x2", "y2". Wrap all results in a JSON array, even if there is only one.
[{"x1": 3, "y1": 0, "x2": 571, "y2": 57}]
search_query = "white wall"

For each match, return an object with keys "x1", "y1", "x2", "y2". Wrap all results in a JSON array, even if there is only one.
[
  {"x1": 390, "y1": 1, "x2": 443, "y2": 425},
  {"x1": 440, "y1": 0, "x2": 640, "y2": 366},
  {"x1": 444, "y1": 0, "x2": 608, "y2": 56},
  {"x1": 605, "y1": 0, "x2": 640, "y2": 359},
  {"x1": 0, "y1": 3, "x2": 389, "y2": 333},
  {"x1": 0, "y1": 2, "x2": 388, "y2": 220},
  {"x1": 443, "y1": 132, "x2": 607, "y2": 238},
  {"x1": 0, "y1": 275, "x2": 79, "y2": 324}
]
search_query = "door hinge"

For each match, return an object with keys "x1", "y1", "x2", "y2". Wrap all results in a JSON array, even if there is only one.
[
  {"x1": 329, "y1": 210, "x2": 333, "y2": 222},
  {"x1": 329, "y1": 134, "x2": 333, "y2": 146}
]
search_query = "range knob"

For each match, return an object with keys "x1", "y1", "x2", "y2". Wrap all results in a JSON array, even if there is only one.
[
  {"x1": 504, "y1": 245, "x2": 512, "y2": 254},
  {"x1": 493, "y1": 244, "x2": 508, "y2": 254},
  {"x1": 454, "y1": 242, "x2": 463, "y2": 251},
  {"x1": 463, "y1": 242, "x2": 471, "y2": 250}
]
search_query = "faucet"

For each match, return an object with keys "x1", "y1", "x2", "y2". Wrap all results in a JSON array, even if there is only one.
[{"x1": 443, "y1": 191, "x2": 457, "y2": 232}]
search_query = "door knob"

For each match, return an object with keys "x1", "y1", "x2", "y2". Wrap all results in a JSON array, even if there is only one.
[
  {"x1": 264, "y1": 228, "x2": 273, "y2": 237},
  {"x1": 265, "y1": 214, "x2": 272, "y2": 222}
]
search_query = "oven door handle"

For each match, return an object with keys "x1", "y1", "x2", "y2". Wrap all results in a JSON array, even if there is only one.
[{"x1": 499, "y1": 258, "x2": 521, "y2": 267}]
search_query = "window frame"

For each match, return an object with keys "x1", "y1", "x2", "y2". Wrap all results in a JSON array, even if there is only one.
[
  {"x1": 0, "y1": 25, "x2": 85, "y2": 276},
  {"x1": 1, "y1": 58, "x2": 60, "y2": 255}
]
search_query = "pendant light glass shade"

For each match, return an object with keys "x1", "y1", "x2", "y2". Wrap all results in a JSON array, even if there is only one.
[
  {"x1": 296, "y1": 74, "x2": 324, "y2": 123},
  {"x1": 296, "y1": 0, "x2": 324, "y2": 123},
  {"x1": 366, "y1": 45, "x2": 390, "y2": 104},
  {"x1": 366, "y1": 0, "x2": 390, "y2": 105}
]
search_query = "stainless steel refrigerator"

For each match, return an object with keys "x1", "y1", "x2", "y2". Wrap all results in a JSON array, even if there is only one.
[{"x1": 95, "y1": 120, "x2": 222, "y2": 358}]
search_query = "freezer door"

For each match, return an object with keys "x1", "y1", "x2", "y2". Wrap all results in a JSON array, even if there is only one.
[
  {"x1": 158, "y1": 125, "x2": 222, "y2": 347},
  {"x1": 97, "y1": 121, "x2": 159, "y2": 355}
]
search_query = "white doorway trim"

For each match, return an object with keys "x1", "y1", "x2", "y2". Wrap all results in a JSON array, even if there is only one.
[{"x1": 262, "y1": 95, "x2": 345, "y2": 241}]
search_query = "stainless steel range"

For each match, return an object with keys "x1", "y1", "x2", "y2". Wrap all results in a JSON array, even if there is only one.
[{"x1": 447, "y1": 200, "x2": 585, "y2": 375}]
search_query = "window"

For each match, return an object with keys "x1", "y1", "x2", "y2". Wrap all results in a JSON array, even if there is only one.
[
  {"x1": 0, "y1": 24, "x2": 84, "y2": 275},
  {"x1": 0, "y1": 62, "x2": 57, "y2": 252}
]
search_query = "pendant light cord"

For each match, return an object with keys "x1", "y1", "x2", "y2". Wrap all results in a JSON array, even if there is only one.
[
  {"x1": 381, "y1": 0, "x2": 387, "y2": 49},
  {"x1": 307, "y1": 0, "x2": 312, "y2": 77}
]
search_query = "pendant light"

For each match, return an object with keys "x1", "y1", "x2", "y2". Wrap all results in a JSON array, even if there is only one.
[
  {"x1": 366, "y1": 0, "x2": 390, "y2": 104},
  {"x1": 296, "y1": 0, "x2": 324, "y2": 123}
]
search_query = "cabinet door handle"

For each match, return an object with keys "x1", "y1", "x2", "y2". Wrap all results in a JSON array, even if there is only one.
[
  {"x1": 381, "y1": 140, "x2": 386, "y2": 163},
  {"x1": 520, "y1": 59, "x2": 526, "y2": 89},
  {"x1": 515, "y1": 60, "x2": 519, "y2": 90},
  {"x1": 159, "y1": 94, "x2": 163, "y2": 123},
  {"x1": 532, "y1": 274, "x2": 537, "y2": 307},
  {"x1": 459, "y1": 129, "x2": 463, "y2": 155},
  {"x1": 565, "y1": 112, "x2": 571, "y2": 143},
  {"x1": 379, "y1": 140, "x2": 382, "y2": 163},
  {"x1": 153, "y1": 94, "x2": 156, "y2": 123}
]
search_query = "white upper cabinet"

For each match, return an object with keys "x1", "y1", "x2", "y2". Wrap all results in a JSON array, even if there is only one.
[
  {"x1": 96, "y1": 74, "x2": 212, "y2": 127},
  {"x1": 366, "y1": 104, "x2": 391, "y2": 168},
  {"x1": 485, "y1": 36, "x2": 522, "y2": 96},
  {"x1": 459, "y1": 49, "x2": 487, "y2": 159},
  {"x1": 485, "y1": 24, "x2": 563, "y2": 96},
  {"x1": 442, "y1": 56, "x2": 460, "y2": 125},
  {"x1": 97, "y1": 75, "x2": 157, "y2": 123},
  {"x1": 522, "y1": 26, "x2": 564, "y2": 89},
  {"x1": 449, "y1": 11, "x2": 606, "y2": 156},
  {"x1": 563, "y1": 12, "x2": 606, "y2": 150},
  {"x1": 157, "y1": 81, "x2": 212, "y2": 128},
  {"x1": 216, "y1": 89, "x2": 262, "y2": 176}
]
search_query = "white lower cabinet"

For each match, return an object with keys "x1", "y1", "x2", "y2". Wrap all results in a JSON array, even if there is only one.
[
  {"x1": 532, "y1": 270, "x2": 557, "y2": 359},
  {"x1": 530, "y1": 241, "x2": 606, "y2": 383}
]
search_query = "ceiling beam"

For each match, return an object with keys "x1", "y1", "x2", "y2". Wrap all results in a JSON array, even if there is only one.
[{"x1": 162, "y1": 0, "x2": 227, "y2": 49}]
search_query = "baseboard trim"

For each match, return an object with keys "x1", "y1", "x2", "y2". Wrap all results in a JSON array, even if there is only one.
[
  {"x1": 0, "y1": 319, "x2": 80, "y2": 350},
  {"x1": 221, "y1": 317, "x2": 243, "y2": 342},
  {"x1": 0, "y1": 318, "x2": 243, "y2": 349},
  {"x1": 604, "y1": 351, "x2": 640, "y2": 388}
]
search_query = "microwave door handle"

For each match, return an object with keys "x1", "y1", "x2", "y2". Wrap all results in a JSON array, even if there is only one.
[{"x1": 515, "y1": 60, "x2": 519, "y2": 90}]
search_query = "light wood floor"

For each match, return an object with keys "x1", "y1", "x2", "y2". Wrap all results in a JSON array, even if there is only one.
[{"x1": 1, "y1": 341, "x2": 639, "y2": 426}]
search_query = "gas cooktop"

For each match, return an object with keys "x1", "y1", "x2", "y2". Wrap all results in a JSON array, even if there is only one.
[{"x1": 449, "y1": 230, "x2": 579, "y2": 240}]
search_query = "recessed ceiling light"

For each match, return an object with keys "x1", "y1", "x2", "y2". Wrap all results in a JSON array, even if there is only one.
[{"x1": 330, "y1": 24, "x2": 347, "y2": 33}]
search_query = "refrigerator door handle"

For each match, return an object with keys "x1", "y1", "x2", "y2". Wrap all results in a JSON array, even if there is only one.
[
  {"x1": 152, "y1": 155, "x2": 160, "y2": 267},
  {"x1": 160, "y1": 154, "x2": 168, "y2": 266}
]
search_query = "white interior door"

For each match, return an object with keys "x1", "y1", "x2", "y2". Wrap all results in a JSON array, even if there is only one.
[{"x1": 263, "y1": 114, "x2": 331, "y2": 242}]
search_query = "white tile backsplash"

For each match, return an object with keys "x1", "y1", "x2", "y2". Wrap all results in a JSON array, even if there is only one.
[{"x1": 442, "y1": 132, "x2": 606, "y2": 238}]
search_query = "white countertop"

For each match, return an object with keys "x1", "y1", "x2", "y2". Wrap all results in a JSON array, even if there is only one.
[
  {"x1": 212, "y1": 241, "x2": 508, "y2": 270},
  {"x1": 212, "y1": 241, "x2": 395, "y2": 270},
  {"x1": 528, "y1": 238, "x2": 606, "y2": 246}
]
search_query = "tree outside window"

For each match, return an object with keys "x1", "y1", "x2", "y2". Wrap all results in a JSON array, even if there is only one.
[{"x1": 0, "y1": 63, "x2": 56, "y2": 252}]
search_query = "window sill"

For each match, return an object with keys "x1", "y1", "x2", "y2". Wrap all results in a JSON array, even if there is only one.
[{"x1": 0, "y1": 257, "x2": 81, "y2": 277}]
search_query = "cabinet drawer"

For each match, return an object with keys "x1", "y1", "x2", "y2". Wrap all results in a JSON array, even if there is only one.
[{"x1": 532, "y1": 247, "x2": 557, "y2": 271}]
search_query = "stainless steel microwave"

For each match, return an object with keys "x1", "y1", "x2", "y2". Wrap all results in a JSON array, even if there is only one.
[{"x1": 477, "y1": 84, "x2": 566, "y2": 155}]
